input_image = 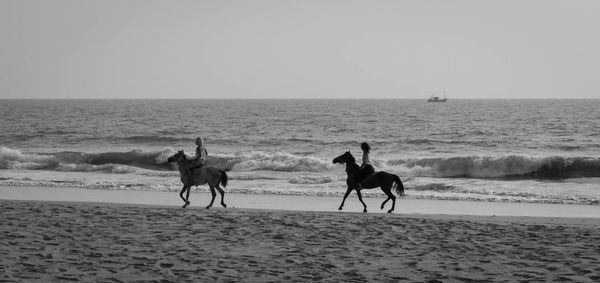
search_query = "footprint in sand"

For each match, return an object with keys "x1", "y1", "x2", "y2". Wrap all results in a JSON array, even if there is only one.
[{"x1": 159, "y1": 262, "x2": 174, "y2": 268}]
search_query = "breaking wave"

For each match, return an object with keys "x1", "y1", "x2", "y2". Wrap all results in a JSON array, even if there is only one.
[
  {"x1": 2, "y1": 146, "x2": 599, "y2": 180},
  {"x1": 387, "y1": 155, "x2": 600, "y2": 179},
  {"x1": 0, "y1": 146, "x2": 175, "y2": 173},
  {"x1": 0, "y1": 147, "x2": 333, "y2": 175}
]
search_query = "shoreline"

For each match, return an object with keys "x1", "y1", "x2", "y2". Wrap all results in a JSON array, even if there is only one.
[{"x1": 2, "y1": 185, "x2": 600, "y2": 224}]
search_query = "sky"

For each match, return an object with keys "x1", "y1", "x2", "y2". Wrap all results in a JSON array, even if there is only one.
[{"x1": 1, "y1": 0, "x2": 599, "y2": 99}]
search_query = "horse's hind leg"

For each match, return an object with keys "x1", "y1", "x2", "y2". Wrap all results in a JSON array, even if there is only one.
[
  {"x1": 380, "y1": 186, "x2": 392, "y2": 210},
  {"x1": 180, "y1": 185, "x2": 190, "y2": 208},
  {"x1": 215, "y1": 185, "x2": 227, "y2": 208},
  {"x1": 383, "y1": 189, "x2": 396, "y2": 213},
  {"x1": 381, "y1": 196, "x2": 391, "y2": 210},
  {"x1": 389, "y1": 195, "x2": 396, "y2": 213},
  {"x1": 206, "y1": 185, "x2": 216, "y2": 209},
  {"x1": 356, "y1": 190, "x2": 367, "y2": 213}
]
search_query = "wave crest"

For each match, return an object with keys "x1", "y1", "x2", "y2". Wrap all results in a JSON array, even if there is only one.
[
  {"x1": 3, "y1": 146, "x2": 599, "y2": 180},
  {"x1": 234, "y1": 151, "x2": 333, "y2": 172},
  {"x1": 0, "y1": 146, "x2": 175, "y2": 173},
  {"x1": 390, "y1": 155, "x2": 600, "y2": 179},
  {"x1": 0, "y1": 147, "x2": 332, "y2": 174}
]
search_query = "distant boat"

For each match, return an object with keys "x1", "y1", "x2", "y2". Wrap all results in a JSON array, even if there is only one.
[{"x1": 427, "y1": 91, "x2": 448, "y2": 102}]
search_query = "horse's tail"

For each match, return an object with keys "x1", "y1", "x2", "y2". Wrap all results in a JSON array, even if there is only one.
[
  {"x1": 393, "y1": 174, "x2": 405, "y2": 196},
  {"x1": 218, "y1": 170, "x2": 228, "y2": 188}
]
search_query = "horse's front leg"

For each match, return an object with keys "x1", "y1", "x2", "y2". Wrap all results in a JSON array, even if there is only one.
[
  {"x1": 338, "y1": 186, "x2": 353, "y2": 211},
  {"x1": 356, "y1": 189, "x2": 367, "y2": 213},
  {"x1": 180, "y1": 185, "x2": 190, "y2": 208}
]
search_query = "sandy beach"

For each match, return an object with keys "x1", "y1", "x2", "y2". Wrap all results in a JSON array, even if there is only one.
[{"x1": 2, "y1": 194, "x2": 600, "y2": 282}]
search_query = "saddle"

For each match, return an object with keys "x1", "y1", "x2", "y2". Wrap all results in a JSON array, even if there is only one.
[
  {"x1": 357, "y1": 165, "x2": 377, "y2": 188},
  {"x1": 189, "y1": 164, "x2": 203, "y2": 171},
  {"x1": 187, "y1": 157, "x2": 205, "y2": 172},
  {"x1": 362, "y1": 172, "x2": 377, "y2": 182},
  {"x1": 184, "y1": 165, "x2": 206, "y2": 185},
  {"x1": 359, "y1": 165, "x2": 375, "y2": 181},
  {"x1": 186, "y1": 164, "x2": 204, "y2": 176}
]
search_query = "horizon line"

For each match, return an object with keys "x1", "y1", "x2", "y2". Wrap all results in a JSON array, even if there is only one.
[{"x1": 1, "y1": 98, "x2": 598, "y2": 100}]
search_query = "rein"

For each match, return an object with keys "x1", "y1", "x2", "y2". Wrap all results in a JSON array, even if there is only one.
[{"x1": 173, "y1": 153, "x2": 195, "y2": 168}]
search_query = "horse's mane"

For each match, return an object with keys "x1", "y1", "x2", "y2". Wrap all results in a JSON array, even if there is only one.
[
  {"x1": 346, "y1": 153, "x2": 356, "y2": 164},
  {"x1": 177, "y1": 151, "x2": 194, "y2": 164},
  {"x1": 345, "y1": 152, "x2": 359, "y2": 172}
]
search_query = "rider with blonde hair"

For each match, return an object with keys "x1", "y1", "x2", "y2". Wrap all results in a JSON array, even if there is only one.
[{"x1": 184, "y1": 137, "x2": 208, "y2": 176}]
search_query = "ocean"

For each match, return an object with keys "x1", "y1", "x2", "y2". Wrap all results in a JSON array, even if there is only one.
[{"x1": 1, "y1": 99, "x2": 599, "y2": 205}]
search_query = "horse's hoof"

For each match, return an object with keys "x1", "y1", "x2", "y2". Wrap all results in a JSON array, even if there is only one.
[
  {"x1": 338, "y1": 207, "x2": 343, "y2": 211},
  {"x1": 387, "y1": 210, "x2": 393, "y2": 213},
  {"x1": 182, "y1": 204, "x2": 188, "y2": 208},
  {"x1": 221, "y1": 203, "x2": 227, "y2": 208},
  {"x1": 363, "y1": 209, "x2": 367, "y2": 213},
  {"x1": 205, "y1": 206, "x2": 211, "y2": 209}
]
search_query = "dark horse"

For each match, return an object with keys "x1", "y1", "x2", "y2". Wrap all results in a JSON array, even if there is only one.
[
  {"x1": 333, "y1": 151, "x2": 404, "y2": 213},
  {"x1": 167, "y1": 150, "x2": 228, "y2": 209}
]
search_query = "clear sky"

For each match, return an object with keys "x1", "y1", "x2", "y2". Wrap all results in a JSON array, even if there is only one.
[{"x1": 1, "y1": 0, "x2": 599, "y2": 99}]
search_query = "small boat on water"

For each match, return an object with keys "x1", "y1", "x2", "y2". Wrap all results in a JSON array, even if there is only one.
[{"x1": 427, "y1": 91, "x2": 448, "y2": 102}]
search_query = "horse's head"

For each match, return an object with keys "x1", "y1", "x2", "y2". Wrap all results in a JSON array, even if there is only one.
[
  {"x1": 167, "y1": 150, "x2": 187, "y2": 163},
  {"x1": 333, "y1": 151, "x2": 355, "y2": 164}
]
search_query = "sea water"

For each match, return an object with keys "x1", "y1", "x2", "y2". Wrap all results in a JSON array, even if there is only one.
[{"x1": 1, "y1": 99, "x2": 599, "y2": 205}]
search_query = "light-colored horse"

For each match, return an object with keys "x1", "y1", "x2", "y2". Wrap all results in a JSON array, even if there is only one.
[{"x1": 167, "y1": 150, "x2": 228, "y2": 209}]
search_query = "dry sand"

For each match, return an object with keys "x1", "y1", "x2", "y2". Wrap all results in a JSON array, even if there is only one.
[{"x1": 2, "y1": 199, "x2": 600, "y2": 282}]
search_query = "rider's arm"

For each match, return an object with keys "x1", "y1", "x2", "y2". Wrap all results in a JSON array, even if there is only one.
[{"x1": 196, "y1": 146, "x2": 207, "y2": 162}]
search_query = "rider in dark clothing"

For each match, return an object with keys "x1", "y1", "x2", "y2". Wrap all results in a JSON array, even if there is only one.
[
  {"x1": 360, "y1": 142, "x2": 375, "y2": 178},
  {"x1": 357, "y1": 142, "x2": 375, "y2": 190}
]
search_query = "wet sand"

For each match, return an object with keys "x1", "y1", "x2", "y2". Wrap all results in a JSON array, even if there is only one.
[
  {"x1": 2, "y1": 199, "x2": 600, "y2": 282},
  {"x1": 3, "y1": 186, "x2": 600, "y2": 218}
]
